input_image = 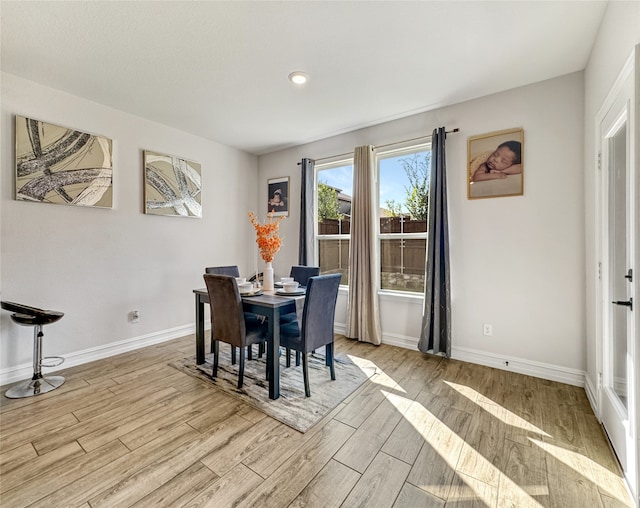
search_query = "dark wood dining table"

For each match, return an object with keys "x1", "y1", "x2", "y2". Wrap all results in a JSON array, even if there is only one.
[{"x1": 193, "y1": 288, "x2": 303, "y2": 400}]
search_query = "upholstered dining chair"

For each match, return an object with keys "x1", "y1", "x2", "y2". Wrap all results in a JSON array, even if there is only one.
[
  {"x1": 203, "y1": 274, "x2": 268, "y2": 389},
  {"x1": 205, "y1": 265, "x2": 264, "y2": 362},
  {"x1": 281, "y1": 265, "x2": 319, "y2": 324},
  {"x1": 281, "y1": 265, "x2": 322, "y2": 365},
  {"x1": 289, "y1": 265, "x2": 320, "y2": 287},
  {"x1": 205, "y1": 265, "x2": 240, "y2": 277},
  {"x1": 278, "y1": 273, "x2": 342, "y2": 397}
]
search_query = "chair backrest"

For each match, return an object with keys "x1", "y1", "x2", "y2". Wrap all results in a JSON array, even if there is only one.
[
  {"x1": 300, "y1": 273, "x2": 342, "y2": 352},
  {"x1": 203, "y1": 274, "x2": 247, "y2": 347},
  {"x1": 290, "y1": 265, "x2": 320, "y2": 287},
  {"x1": 205, "y1": 265, "x2": 240, "y2": 277}
]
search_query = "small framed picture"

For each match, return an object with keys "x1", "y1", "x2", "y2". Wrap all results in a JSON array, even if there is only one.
[
  {"x1": 467, "y1": 128, "x2": 524, "y2": 199},
  {"x1": 267, "y1": 177, "x2": 289, "y2": 216}
]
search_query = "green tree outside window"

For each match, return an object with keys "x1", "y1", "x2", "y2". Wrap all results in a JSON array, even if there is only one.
[{"x1": 318, "y1": 181, "x2": 343, "y2": 221}]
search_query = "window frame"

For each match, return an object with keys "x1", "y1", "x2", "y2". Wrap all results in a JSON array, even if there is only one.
[
  {"x1": 314, "y1": 157, "x2": 354, "y2": 287},
  {"x1": 376, "y1": 141, "x2": 431, "y2": 296}
]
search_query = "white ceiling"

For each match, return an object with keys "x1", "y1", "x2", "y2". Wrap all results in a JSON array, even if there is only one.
[{"x1": 1, "y1": 1, "x2": 607, "y2": 155}]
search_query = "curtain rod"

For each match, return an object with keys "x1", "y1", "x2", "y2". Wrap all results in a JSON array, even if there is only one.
[{"x1": 300, "y1": 128, "x2": 459, "y2": 164}]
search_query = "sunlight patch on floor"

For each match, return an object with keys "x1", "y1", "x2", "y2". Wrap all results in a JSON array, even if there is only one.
[
  {"x1": 383, "y1": 390, "x2": 545, "y2": 507},
  {"x1": 445, "y1": 381, "x2": 550, "y2": 437},
  {"x1": 530, "y1": 438, "x2": 630, "y2": 504},
  {"x1": 348, "y1": 355, "x2": 405, "y2": 392}
]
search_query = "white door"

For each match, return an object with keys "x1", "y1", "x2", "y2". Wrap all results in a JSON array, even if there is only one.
[{"x1": 598, "y1": 49, "x2": 637, "y2": 498}]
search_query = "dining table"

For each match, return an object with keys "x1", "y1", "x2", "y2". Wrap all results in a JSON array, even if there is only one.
[{"x1": 193, "y1": 287, "x2": 305, "y2": 400}]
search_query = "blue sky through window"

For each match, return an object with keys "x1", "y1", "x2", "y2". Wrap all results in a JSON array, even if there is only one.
[{"x1": 318, "y1": 150, "x2": 430, "y2": 213}]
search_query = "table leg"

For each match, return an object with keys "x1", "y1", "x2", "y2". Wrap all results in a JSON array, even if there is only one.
[
  {"x1": 267, "y1": 308, "x2": 281, "y2": 400},
  {"x1": 195, "y1": 294, "x2": 205, "y2": 365}
]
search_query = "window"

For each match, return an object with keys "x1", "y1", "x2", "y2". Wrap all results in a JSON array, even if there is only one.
[
  {"x1": 313, "y1": 142, "x2": 430, "y2": 294},
  {"x1": 377, "y1": 143, "x2": 430, "y2": 294},
  {"x1": 315, "y1": 159, "x2": 353, "y2": 285}
]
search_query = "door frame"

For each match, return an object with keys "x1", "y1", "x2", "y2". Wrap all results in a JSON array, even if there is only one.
[{"x1": 594, "y1": 45, "x2": 639, "y2": 502}]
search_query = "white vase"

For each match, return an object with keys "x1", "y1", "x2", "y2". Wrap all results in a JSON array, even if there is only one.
[{"x1": 263, "y1": 261, "x2": 274, "y2": 290}]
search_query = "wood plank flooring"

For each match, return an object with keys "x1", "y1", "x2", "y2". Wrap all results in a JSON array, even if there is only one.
[{"x1": 0, "y1": 334, "x2": 633, "y2": 507}]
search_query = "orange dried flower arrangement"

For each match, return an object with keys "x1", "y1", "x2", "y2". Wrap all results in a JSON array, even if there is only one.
[{"x1": 248, "y1": 211, "x2": 285, "y2": 263}]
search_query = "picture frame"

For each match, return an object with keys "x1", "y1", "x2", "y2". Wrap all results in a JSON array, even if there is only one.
[
  {"x1": 467, "y1": 128, "x2": 524, "y2": 199},
  {"x1": 15, "y1": 116, "x2": 113, "y2": 208},
  {"x1": 144, "y1": 150, "x2": 202, "y2": 218},
  {"x1": 267, "y1": 176, "x2": 289, "y2": 216}
]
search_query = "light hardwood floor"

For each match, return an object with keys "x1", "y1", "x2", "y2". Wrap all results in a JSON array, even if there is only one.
[{"x1": 0, "y1": 334, "x2": 634, "y2": 507}]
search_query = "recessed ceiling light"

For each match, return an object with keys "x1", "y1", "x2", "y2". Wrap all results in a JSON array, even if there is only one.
[{"x1": 288, "y1": 71, "x2": 309, "y2": 85}]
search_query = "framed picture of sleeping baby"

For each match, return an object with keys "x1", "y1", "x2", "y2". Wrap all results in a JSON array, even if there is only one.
[{"x1": 467, "y1": 128, "x2": 524, "y2": 199}]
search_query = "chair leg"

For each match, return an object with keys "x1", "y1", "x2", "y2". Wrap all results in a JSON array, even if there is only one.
[
  {"x1": 238, "y1": 347, "x2": 245, "y2": 389},
  {"x1": 286, "y1": 348, "x2": 292, "y2": 368},
  {"x1": 295, "y1": 351, "x2": 301, "y2": 367},
  {"x1": 302, "y1": 353, "x2": 310, "y2": 397},
  {"x1": 212, "y1": 341, "x2": 219, "y2": 378},
  {"x1": 258, "y1": 341, "x2": 264, "y2": 358},
  {"x1": 248, "y1": 344, "x2": 253, "y2": 361},
  {"x1": 327, "y1": 343, "x2": 335, "y2": 380},
  {"x1": 231, "y1": 345, "x2": 237, "y2": 365}
]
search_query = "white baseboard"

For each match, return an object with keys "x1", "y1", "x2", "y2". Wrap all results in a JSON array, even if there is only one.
[
  {"x1": 0, "y1": 324, "x2": 195, "y2": 386},
  {"x1": 584, "y1": 373, "x2": 599, "y2": 416},
  {"x1": 451, "y1": 345, "x2": 585, "y2": 387},
  {"x1": 334, "y1": 322, "x2": 420, "y2": 350},
  {"x1": 381, "y1": 332, "x2": 420, "y2": 350},
  {"x1": 336, "y1": 323, "x2": 585, "y2": 387},
  {"x1": 2, "y1": 321, "x2": 586, "y2": 391}
]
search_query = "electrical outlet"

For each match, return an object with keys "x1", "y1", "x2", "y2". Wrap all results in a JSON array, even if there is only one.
[
  {"x1": 483, "y1": 323, "x2": 493, "y2": 336},
  {"x1": 131, "y1": 310, "x2": 140, "y2": 323}
]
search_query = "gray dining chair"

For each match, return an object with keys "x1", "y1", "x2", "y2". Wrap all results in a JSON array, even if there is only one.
[
  {"x1": 203, "y1": 274, "x2": 268, "y2": 389},
  {"x1": 205, "y1": 265, "x2": 240, "y2": 277},
  {"x1": 205, "y1": 265, "x2": 264, "y2": 362},
  {"x1": 278, "y1": 273, "x2": 342, "y2": 397},
  {"x1": 282, "y1": 265, "x2": 321, "y2": 365},
  {"x1": 281, "y1": 266, "x2": 319, "y2": 325},
  {"x1": 289, "y1": 265, "x2": 320, "y2": 287}
]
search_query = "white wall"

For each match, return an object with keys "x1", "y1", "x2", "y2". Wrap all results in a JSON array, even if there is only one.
[
  {"x1": 583, "y1": 0, "x2": 640, "y2": 400},
  {"x1": 0, "y1": 73, "x2": 258, "y2": 382},
  {"x1": 259, "y1": 72, "x2": 587, "y2": 383}
]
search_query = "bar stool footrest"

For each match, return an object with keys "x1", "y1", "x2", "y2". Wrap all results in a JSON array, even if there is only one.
[{"x1": 41, "y1": 356, "x2": 64, "y2": 368}]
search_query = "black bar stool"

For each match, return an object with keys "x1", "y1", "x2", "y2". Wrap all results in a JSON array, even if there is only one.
[{"x1": 1, "y1": 301, "x2": 65, "y2": 398}]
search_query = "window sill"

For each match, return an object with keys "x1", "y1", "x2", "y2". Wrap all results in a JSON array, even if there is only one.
[
  {"x1": 379, "y1": 290, "x2": 424, "y2": 304},
  {"x1": 338, "y1": 286, "x2": 424, "y2": 304}
]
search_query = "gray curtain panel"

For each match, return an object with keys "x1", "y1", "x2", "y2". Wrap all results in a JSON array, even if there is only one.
[
  {"x1": 346, "y1": 145, "x2": 382, "y2": 345},
  {"x1": 418, "y1": 127, "x2": 451, "y2": 356},
  {"x1": 299, "y1": 158, "x2": 315, "y2": 265}
]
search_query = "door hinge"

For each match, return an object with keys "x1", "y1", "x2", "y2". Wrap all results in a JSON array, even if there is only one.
[
  {"x1": 598, "y1": 261, "x2": 602, "y2": 280},
  {"x1": 597, "y1": 152, "x2": 602, "y2": 170},
  {"x1": 598, "y1": 372, "x2": 603, "y2": 389}
]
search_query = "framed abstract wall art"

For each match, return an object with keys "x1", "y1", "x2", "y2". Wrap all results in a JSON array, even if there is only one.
[
  {"x1": 467, "y1": 128, "x2": 524, "y2": 199},
  {"x1": 267, "y1": 176, "x2": 289, "y2": 216},
  {"x1": 144, "y1": 150, "x2": 202, "y2": 218},
  {"x1": 15, "y1": 116, "x2": 113, "y2": 207}
]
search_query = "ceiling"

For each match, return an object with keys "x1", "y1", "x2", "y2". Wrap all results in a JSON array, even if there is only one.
[{"x1": 1, "y1": 1, "x2": 607, "y2": 155}]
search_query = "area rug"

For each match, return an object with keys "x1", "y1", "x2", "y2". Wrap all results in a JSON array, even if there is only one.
[{"x1": 169, "y1": 349, "x2": 377, "y2": 433}]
